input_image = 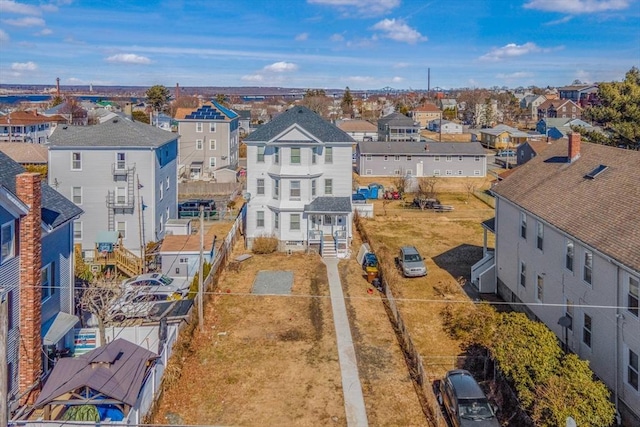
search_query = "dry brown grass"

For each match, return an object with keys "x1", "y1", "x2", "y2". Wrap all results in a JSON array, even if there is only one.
[{"x1": 152, "y1": 181, "x2": 494, "y2": 426}]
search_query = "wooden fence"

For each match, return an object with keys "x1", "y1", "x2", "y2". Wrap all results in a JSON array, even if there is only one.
[{"x1": 178, "y1": 181, "x2": 241, "y2": 197}]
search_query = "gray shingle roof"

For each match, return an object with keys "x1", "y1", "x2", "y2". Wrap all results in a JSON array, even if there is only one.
[
  {"x1": 378, "y1": 112, "x2": 417, "y2": 126},
  {"x1": 304, "y1": 196, "x2": 352, "y2": 213},
  {"x1": 0, "y1": 151, "x2": 83, "y2": 229},
  {"x1": 357, "y1": 141, "x2": 486, "y2": 155},
  {"x1": 492, "y1": 139, "x2": 640, "y2": 273},
  {"x1": 245, "y1": 106, "x2": 355, "y2": 143},
  {"x1": 48, "y1": 117, "x2": 177, "y2": 148}
]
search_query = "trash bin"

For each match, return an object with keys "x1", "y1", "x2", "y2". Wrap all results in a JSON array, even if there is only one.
[{"x1": 366, "y1": 266, "x2": 378, "y2": 283}]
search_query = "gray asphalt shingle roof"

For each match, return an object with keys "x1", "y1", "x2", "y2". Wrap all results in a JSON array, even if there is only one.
[
  {"x1": 357, "y1": 141, "x2": 486, "y2": 155},
  {"x1": 304, "y1": 196, "x2": 352, "y2": 213},
  {"x1": 0, "y1": 151, "x2": 83, "y2": 229},
  {"x1": 48, "y1": 117, "x2": 177, "y2": 148},
  {"x1": 378, "y1": 112, "x2": 417, "y2": 126},
  {"x1": 492, "y1": 139, "x2": 640, "y2": 273},
  {"x1": 245, "y1": 106, "x2": 355, "y2": 143}
]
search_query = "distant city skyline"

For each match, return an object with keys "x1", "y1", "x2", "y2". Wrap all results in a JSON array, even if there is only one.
[{"x1": 0, "y1": 0, "x2": 638, "y2": 90}]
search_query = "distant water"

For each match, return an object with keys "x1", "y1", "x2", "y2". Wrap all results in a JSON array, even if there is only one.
[{"x1": 0, "y1": 94, "x2": 140, "y2": 105}]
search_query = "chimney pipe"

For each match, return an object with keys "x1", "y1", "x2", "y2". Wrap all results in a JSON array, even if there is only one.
[
  {"x1": 568, "y1": 132, "x2": 581, "y2": 163},
  {"x1": 17, "y1": 172, "x2": 43, "y2": 405}
]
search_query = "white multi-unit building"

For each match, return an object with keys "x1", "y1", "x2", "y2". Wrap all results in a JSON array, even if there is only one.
[
  {"x1": 480, "y1": 134, "x2": 640, "y2": 424},
  {"x1": 244, "y1": 106, "x2": 355, "y2": 257}
]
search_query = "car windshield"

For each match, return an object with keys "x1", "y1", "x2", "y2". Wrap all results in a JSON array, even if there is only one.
[
  {"x1": 459, "y1": 399, "x2": 494, "y2": 420},
  {"x1": 404, "y1": 254, "x2": 422, "y2": 262},
  {"x1": 158, "y1": 275, "x2": 174, "y2": 286}
]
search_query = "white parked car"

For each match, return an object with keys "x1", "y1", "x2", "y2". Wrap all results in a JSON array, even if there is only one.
[
  {"x1": 110, "y1": 288, "x2": 182, "y2": 322},
  {"x1": 122, "y1": 273, "x2": 190, "y2": 297}
]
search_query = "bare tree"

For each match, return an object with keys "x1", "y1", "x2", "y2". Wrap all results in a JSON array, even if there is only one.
[
  {"x1": 465, "y1": 179, "x2": 476, "y2": 203},
  {"x1": 301, "y1": 89, "x2": 331, "y2": 118},
  {"x1": 415, "y1": 176, "x2": 439, "y2": 210},
  {"x1": 78, "y1": 275, "x2": 126, "y2": 346},
  {"x1": 392, "y1": 174, "x2": 408, "y2": 196}
]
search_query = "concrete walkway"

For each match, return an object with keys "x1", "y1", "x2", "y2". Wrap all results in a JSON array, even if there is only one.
[{"x1": 323, "y1": 258, "x2": 369, "y2": 427}]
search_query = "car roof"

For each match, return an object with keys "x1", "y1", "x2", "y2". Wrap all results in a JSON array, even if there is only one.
[
  {"x1": 446, "y1": 370, "x2": 487, "y2": 399},
  {"x1": 400, "y1": 246, "x2": 420, "y2": 254},
  {"x1": 128, "y1": 273, "x2": 167, "y2": 281}
]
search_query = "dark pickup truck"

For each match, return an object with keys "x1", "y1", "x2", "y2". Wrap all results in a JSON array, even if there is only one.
[{"x1": 178, "y1": 199, "x2": 217, "y2": 218}]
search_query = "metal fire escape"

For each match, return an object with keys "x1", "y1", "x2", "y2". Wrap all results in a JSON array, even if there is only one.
[{"x1": 106, "y1": 163, "x2": 136, "y2": 231}]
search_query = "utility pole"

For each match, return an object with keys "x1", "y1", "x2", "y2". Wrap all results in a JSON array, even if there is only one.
[
  {"x1": 198, "y1": 206, "x2": 204, "y2": 332},
  {"x1": 1, "y1": 290, "x2": 8, "y2": 427}
]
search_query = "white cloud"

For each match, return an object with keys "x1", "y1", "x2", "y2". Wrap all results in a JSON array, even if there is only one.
[
  {"x1": 295, "y1": 32, "x2": 309, "y2": 41},
  {"x1": 0, "y1": 29, "x2": 8, "y2": 42},
  {"x1": 480, "y1": 42, "x2": 552, "y2": 61},
  {"x1": 371, "y1": 18, "x2": 426, "y2": 44},
  {"x1": 545, "y1": 15, "x2": 573, "y2": 25},
  {"x1": 105, "y1": 53, "x2": 151, "y2": 64},
  {"x1": 524, "y1": 0, "x2": 630, "y2": 13},
  {"x1": 0, "y1": 0, "x2": 41, "y2": 15},
  {"x1": 391, "y1": 76, "x2": 404, "y2": 83},
  {"x1": 308, "y1": 0, "x2": 400, "y2": 16},
  {"x1": 392, "y1": 62, "x2": 410, "y2": 69},
  {"x1": 11, "y1": 61, "x2": 37, "y2": 71},
  {"x1": 35, "y1": 28, "x2": 52, "y2": 36},
  {"x1": 263, "y1": 61, "x2": 298, "y2": 72},
  {"x1": 241, "y1": 74, "x2": 264, "y2": 82},
  {"x1": 574, "y1": 69, "x2": 592, "y2": 83},
  {"x1": 330, "y1": 33, "x2": 344, "y2": 42},
  {"x1": 2, "y1": 16, "x2": 45, "y2": 27},
  {"x1": 496, "y1": 71, "x2": 534, "y2": 79}
]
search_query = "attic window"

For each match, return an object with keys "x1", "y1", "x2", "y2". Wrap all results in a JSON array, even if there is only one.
[{"x1": 585, "y1": 164, "x2": 608, "y2": 179}]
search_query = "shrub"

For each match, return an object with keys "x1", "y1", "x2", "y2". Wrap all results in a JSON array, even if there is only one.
[{"x1": 252, "y1": 235, "x2": 278, "y2": 254}]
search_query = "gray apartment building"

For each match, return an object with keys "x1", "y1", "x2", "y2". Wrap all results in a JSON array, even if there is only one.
[
  {"x1": 47, "y1": 117, "x2": 178, "y2": 256},
  {"x1": 355, "y1": 141, "x2": 487, "y2": 177},
  {"x1": 175, "y1": 101, "x2": 239, "y2": 183}
]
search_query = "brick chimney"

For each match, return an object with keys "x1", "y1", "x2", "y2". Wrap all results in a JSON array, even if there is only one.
[
  {"x1": 17, "y1": 172, "x2": 43, "y2": 405},
  {"x1": 568, "y1": 132, "x2": 581, "y2": 162}
]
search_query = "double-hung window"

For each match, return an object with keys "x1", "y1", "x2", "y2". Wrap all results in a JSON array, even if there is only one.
[
  {"x1": 209, "y1": 123, "x2": 216, "y2": 132},
  {"x1": 116, "y1": 152, "x2": 126, "y2": 170},
  {"x1": 273, "y1": 179, "x2": 280, "y2": 199},
  {"x1": 536, "y1": 275, "x2": 544, "y2": 302},
  {"x1": 311, "y1": 180, "x2": 317, "y2": 197},
  {"x1": 584, "y1": 250, "x2": 593, "y2": 285},
  {"x1": 41, "y1": 263, "x2": 54, "y2": 301},
  {"x1": 325, "y1": 147, "x2": 333, "y2": 163},
  {"x1": 628, "y1": 276, "x2": 639, "y2": 317},
  {"x1": 629, "y1": 349, "x2": 639, "y2": 390},
  {"x1": 274, "y1": 212, "x2": 279, "y2": 229},
  {"x1": 196, "y1": 122, "x2": 203, "y2": 132},
  {"x1": 257, "y1": 146, "x2": 265, "y2": 163},
  {"x1": 519, "y1": 260, "x2": 526, "y2": 287},
  {"x1": 312, "y1": 147, "x2": 317, "y2": 164},
  {"x1": 324, "y1": 179, "x2": 333, "y2": 195},
  {"x1": 72, "y1": 187, "x2": 82, "y2": 205},
  {"x1": 290, "y1": 214, "x2": 300, "y2": 230},
  {"x1": 583, "y1": 313, "x2": 592, "y2": 348},
  {"x1": 196, "y1": 139, "x2": 203, "y2": 150},
  {"x1": 71, "y1": 152, "x2": 82, "y2": 170},
  {"x1": 520, "y1": 212, "x2": 527, "y2": 239},
  {"x1": 209, "y1": 139, "x2": 216, "y2": 150},
  {"x1": 256, "y1": 211, "x2": 265, "y2": 228},
  {"x1": 1, "y1": 221, "x2": 16, "y2": 263},
  {"x1": 565, "y1": 239, "x2": 574, "y2": 272},
  {"x1": 274, "y1": 147, "x2": 280, "y2": 164},
  {"x1": 73, "y1": 220, "x2": 82, "y2": 240},
  {"x1": 257, "y1": 178, "x2": 265, "y2": 195},
  {"x1": 291, "y1": 147, "x2": 301, "y2": 164},
  {"x1": 290, "y1": 180, "x2": 301, "y2": 200},
  {"x1": 536, "y1": 221, "x2": 544, "y2": 250}
]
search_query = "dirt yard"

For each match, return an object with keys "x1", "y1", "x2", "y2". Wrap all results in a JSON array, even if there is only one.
[{"x1": 151, "y1": 183, "x2": 495, "y2": 426}]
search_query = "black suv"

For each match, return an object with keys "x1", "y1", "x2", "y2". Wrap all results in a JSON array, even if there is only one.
[
  {"x1": 439, "y1": 369, "x2": 500, "y2": 427},
  {"x1": 178, "y1": 199, "x2": 216, "y2": 218}
]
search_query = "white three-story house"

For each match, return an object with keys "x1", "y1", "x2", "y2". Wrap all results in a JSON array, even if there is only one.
[{"x1": 244, "y1": 106, "x2": 355, "y2": 257}]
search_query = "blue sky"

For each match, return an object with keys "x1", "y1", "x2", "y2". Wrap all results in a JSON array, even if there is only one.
[{"x1": 0, "y1": 0, "x2": 638, "y2": 90}]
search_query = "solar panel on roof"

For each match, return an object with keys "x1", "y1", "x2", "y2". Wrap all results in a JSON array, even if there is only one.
[{"x1": 585, "y1": 164, "x2": 608, "y2": 179}]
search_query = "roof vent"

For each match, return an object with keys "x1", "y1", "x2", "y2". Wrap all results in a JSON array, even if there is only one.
[
  {"x1": 112, "y1": 118, "x2": 119, "y2": 123},
  {"x1": 585, "y1": 164, "x2": 608, "y2": 179},
  {"x1": 62, "y1": 125, "x2": 68, "y2": 130}
]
